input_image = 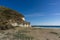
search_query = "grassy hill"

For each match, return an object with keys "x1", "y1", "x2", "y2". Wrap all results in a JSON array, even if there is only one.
[{"x1": 0, "y1": 6, "x2": 24, "y2": 30}]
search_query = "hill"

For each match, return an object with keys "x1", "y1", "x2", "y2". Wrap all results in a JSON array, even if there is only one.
[{"x1": 0, "y1": 6, "x2": 24, "y2": 30}]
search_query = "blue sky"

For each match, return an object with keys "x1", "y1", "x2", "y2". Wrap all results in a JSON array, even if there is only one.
[{"x1": 0, "y1": 0, "x2": 60, "y2": 25}]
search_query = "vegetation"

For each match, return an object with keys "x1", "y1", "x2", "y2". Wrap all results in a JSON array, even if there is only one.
[
  {"x1": 0, "y1": 6, "x2": 24, "y2": 30},
  {"x1": 13, "y1": 30, "x2": 34, "y2": 40},
  {"x1": 0, "y1": 27, "x2": 34, "y2": 40}
]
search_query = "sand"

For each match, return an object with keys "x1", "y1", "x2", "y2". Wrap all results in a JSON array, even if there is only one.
[{"x1": 0, "y1": 27, "x2": 60, "y2": 40}]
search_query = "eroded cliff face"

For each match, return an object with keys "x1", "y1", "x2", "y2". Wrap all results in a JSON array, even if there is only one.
[{"x1": 0, "y1": 6, "x2": 25, "y2": 30}]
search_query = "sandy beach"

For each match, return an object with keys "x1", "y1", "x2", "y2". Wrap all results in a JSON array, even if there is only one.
[
  {"x1": 31, "y1": 27, "x2": 60, "y2": 40},
  {"x1": 0, "y1": 27, "x2": 60, "y2": 40}
]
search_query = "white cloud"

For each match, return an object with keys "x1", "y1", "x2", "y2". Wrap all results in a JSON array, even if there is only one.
[
  {"x1": 40, "y1": 22, "x2": 60, "y2": 26},
  {"x1": 49, "y1": 3, "x2": 57, "y2": 5},
  {"x1": 25, "y1": 13, "x2": 60, "y2": 17},
  {"x1": 25, "y1": 13, "x2": 44, "y2": 17},
  {"x1": 52, "y1": 13, "x2": 60, "y2": 16},
  {"x1": 48, "y1": 2, "x2": 60, "y2": 6}
]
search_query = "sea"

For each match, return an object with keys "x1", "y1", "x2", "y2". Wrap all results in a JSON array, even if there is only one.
[{"x1": 32, "y1": 26, "x2": 60, "y2": 29}]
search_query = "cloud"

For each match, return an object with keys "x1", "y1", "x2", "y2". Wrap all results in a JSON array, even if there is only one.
[
  {"x1": 52, "y1": 13, "x2": 60, "y2": 16},
  {"x1": 25, "y1": 13, "x2": 44, "y2": 17},
  {"x1": 49, "y1": 3, "x2": 57, "y2": 5},
  {"x1": 25, "y1": 13, "x2": 60, "y2": 17},
  {"x1": 48, "y1": 2, "x2": 60, "y2": 6},
  {"x1": 40, "y1": 22, "x2": 60, "y2": 26}
]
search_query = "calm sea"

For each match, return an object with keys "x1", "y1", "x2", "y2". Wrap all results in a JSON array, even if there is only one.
[{"x1": 32, "y1": 26, "x2": 60, "y2": 29}]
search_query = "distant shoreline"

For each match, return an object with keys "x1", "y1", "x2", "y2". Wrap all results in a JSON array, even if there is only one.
[
  {"x1": 32, "y1": 27, "x2": 60, "y2": 29},
  {"x1": 32, "y1": 25, "x2": 60, "y2": 27}
]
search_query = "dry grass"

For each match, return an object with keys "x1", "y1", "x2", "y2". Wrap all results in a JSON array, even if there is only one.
[{"x1": 0, "y1": 27, "x2": 34, "y2": 40}]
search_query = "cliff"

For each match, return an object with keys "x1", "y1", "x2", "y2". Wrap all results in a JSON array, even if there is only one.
[{"x1": 0, "y1": 6, "x2": 25, "y2": 30}]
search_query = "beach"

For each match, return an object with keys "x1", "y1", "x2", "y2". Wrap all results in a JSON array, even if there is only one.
[{"x1": 0, "y1": 27, "x2": 60, "y2": 40}]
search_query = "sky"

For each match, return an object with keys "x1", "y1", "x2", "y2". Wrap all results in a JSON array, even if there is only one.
[{"x1": 0, "y1": 0, "x2": 60, "y2": 25}]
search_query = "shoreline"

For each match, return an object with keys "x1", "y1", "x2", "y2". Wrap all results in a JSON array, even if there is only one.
[{"x1": 32, "y1": 27, "x2": 60, "y2": 29}]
